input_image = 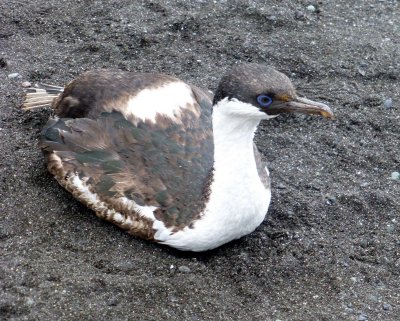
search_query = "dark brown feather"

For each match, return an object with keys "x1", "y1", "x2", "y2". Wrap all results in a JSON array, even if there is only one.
[
  {"x1": 40, "y1": 73, "x2": 214, "y2": 233},
  {"x1": 253, "y1": 144, "x2": 271, "y2": 190}
]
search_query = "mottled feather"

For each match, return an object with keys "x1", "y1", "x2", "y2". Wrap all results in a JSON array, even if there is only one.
[{"x1": 40, "y1": 72, "x2": 214, "y2": 235}]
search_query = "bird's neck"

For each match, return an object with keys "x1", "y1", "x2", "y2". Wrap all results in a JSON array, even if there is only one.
[
  {"x1": 186, "y1": 99, "x2": 269, "y2": 252},
  {"x1": 211, "y1": 100, "x2": 261, "y2": 173}
]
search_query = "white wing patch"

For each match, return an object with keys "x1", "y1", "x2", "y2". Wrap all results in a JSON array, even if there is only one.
[{"x1": 125, "y1": 81, "x2": 199, "y2": 123}]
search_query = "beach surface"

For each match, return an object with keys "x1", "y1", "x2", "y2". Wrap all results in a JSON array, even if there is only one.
[{"x1": 0, "y1": 1, "x2": 399, "y2": 320}]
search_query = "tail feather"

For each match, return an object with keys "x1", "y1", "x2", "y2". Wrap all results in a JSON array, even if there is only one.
[{"x1": 22, "y1": 84, "x2": 64, "y2": 110}]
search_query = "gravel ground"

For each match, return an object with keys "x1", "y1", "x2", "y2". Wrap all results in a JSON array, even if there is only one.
[{"x1": 1, "y1": 1, "x2": 399, "y2": 320}]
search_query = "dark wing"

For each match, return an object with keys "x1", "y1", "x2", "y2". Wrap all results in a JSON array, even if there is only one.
[
  {"x1": 41, "y1": 87, "x2": 214, "y2": 232},
  {"x1": 253, "y1": 144, "x2": 270, "y2": 190}
]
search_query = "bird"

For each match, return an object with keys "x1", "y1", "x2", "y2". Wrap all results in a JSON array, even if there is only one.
[{"x1": 23, "y1": 63, "x2": 334, "y2": 252}]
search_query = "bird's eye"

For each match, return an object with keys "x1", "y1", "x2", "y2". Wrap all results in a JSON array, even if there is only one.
[{"x1": 257, "y1": 94, "x2": 273, "y2": 107}]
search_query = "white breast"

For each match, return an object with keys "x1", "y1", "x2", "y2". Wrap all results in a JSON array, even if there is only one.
[
  {"x1": 158, "y1": 154, "x2": 271, "y2": 251},
  {"x1": 156, "y1": 98, "x2": 272, "y2": 251}
]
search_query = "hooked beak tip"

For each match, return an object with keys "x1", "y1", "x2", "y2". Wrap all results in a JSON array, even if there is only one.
[{"x1": 292, "y1": 96, "x2": 335, "y2": 119}]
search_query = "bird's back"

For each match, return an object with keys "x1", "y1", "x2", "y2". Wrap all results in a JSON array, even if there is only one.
[{"x1": 39, "y1": 70, "x2": 215, "y2": 239}]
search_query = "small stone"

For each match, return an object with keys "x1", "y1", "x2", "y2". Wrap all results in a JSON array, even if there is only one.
[
  {"x1": 276, "y1": 183, "x2": 286, "y2": 189},
  {"x1": 22, "y1": 81, "x2": 32, "y2": 88},
  {"x1": 107, "y1": 296, "x2": 119, "y2": 306},
  {"x1": 295, "y1": 11, "x2": 306, "y2": 20},
  {"x1": 306, "y1": 5, "x2": 316, "y2": 12},
  {"x1": 8, "y1": 72, "x2": 21, "y2": 79},
  {"x1": 113, "y1": 261, "x2": 135, "y2": 271},
  {"x1": 169, "y1": 295, "x2": 179, "y2": 302},
  {"x1": 325, "y1": 195, "x2": 337, "y2": 205},
  {"x1": 390, "y1": 171, "x2": 400, "y2": 180},
  {"x1": 383, "y1": 98, "x2": 393, "y2": 109},
  {"x1": 358, "y1": 313, "x2": 368, "y2": 321},
  {"x1": 368, "y1": 294, "x2": 378, "y2": 303},
  {"x1": 381, "y1": 256, "x2": 390, "y2": 264},
  {"x1": 382, "y1": 302, "x2": 392, "y2": 311},
  {"x1": 178, "y1": 265, "x2": 191, "y2": 273},
  {"x1": 286, "y1": 210, "x2": 294, "y2": 218},
  {"x1": 0, "y1": 57, "x2": 7, "y2": 68},
  {"x1": 26, "y1": 297, "x2": 34, "y2": 305},
  {"x1": 386, "y1": 224, "x2": 395, "y2": 233},
  {"x1": 0, "y1": 226, "x2": 12, "y2": 238},
  {"x1": 357, "y1": 68, "x2": 366, "y2": 76}
]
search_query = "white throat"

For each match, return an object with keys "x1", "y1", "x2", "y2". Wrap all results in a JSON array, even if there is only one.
[
  {"x1": 159, "y1": 98, "x2": 272, "y2": 251},
  {"x1": 213, "y1": 99, "x2": 262, "y2": 156},
  {"x1": 211, "y1": 98, "x2": 275, "y2": 201}
]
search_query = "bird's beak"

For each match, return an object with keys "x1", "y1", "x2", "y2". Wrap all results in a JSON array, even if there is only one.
[{"x1": 268, "y1": 96, "x2": 335, "y2": 119}]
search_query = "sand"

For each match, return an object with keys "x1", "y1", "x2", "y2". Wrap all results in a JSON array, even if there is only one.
[{"x1": 1, "y1": 0, "x2": 399, "y2": 320}]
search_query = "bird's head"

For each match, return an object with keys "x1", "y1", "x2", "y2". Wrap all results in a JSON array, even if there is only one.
[{"x1": 213, "y1": 63, "x2": 334, "y2": 120}]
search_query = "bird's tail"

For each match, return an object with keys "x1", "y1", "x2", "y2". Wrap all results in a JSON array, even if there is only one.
[{"x1": 22, "y1": 83, "x2": 64, "y2": 110}]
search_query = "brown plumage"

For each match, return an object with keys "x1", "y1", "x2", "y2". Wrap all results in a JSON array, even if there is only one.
[{"x1": 35, "y1": 70, "x2": 215, "y2": 239}]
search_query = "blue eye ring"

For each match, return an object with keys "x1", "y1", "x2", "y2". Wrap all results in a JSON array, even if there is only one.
[{"x1": 257, "y1": 94, "x2": 273, "y2": 107}]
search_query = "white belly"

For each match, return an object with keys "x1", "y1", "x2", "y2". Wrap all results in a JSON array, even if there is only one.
[{"x1": 158, "y1": 168, "x2": 271, "y2": 252}]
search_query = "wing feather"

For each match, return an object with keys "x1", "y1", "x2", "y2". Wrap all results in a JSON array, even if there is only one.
[{"x1": 40, "y1": 86, "x2": 214, "y2": 230}]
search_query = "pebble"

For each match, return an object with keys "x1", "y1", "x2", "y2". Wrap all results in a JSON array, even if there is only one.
[
  {"x1": 307, "y1": 5, "x2": 316, "y2": 12},
  {"x1": 383, "y1": 98, "x2": 393, "y2": 109},
  {"x1": 107, "y1": 296, "x2": 119, "y2": 306},
  {"x1": 357, "y1": 68, "x2": 367, "y2": 76},
  {"x1": 358, "y1": 313, "x2": 368, "y2": 321},
  {"x1": 169, "y1": 295, "x2": 179, "y2": 302},
  {"x1": 26, "y1": 297, "x2": 35, "y2": 305},
  {"x1": 382, "y1": 302, "x2": 392, "y2": 311},
  {"x1": 178, "y1": 265, "x2": 191, "y2": 273},
  {"x1": 22, "y1": 81, "x2": 32, "y2": 88},
  {"x1": 390, "y1": 171, "x2": 400, "y2": 180},
  {"x1": 368, "y1": 294, "x2": 379, "y2": 303},
  {"x1": 295, "y1": 11, "x2": 306, "y2": 20},
  {"x1": 386, "y1": 224, "x2": 395, "y2": 233},
  {"x1": 8, "y1": 72, "x2": 21, "y2": 79},
  {"x1": 0, "y1": 57, "x2": 7, "y2": 68},
  {"x1": 113, "y1": 261, "x2": 135, "y2": 271},
  {"x1": 325, "y1": 195, "x2": 337, "y2": 205}
]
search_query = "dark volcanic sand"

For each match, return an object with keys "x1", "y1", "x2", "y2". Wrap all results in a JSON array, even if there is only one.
[{"x1": 1, "y1": 1, "x2": 399, "y2": 320}]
